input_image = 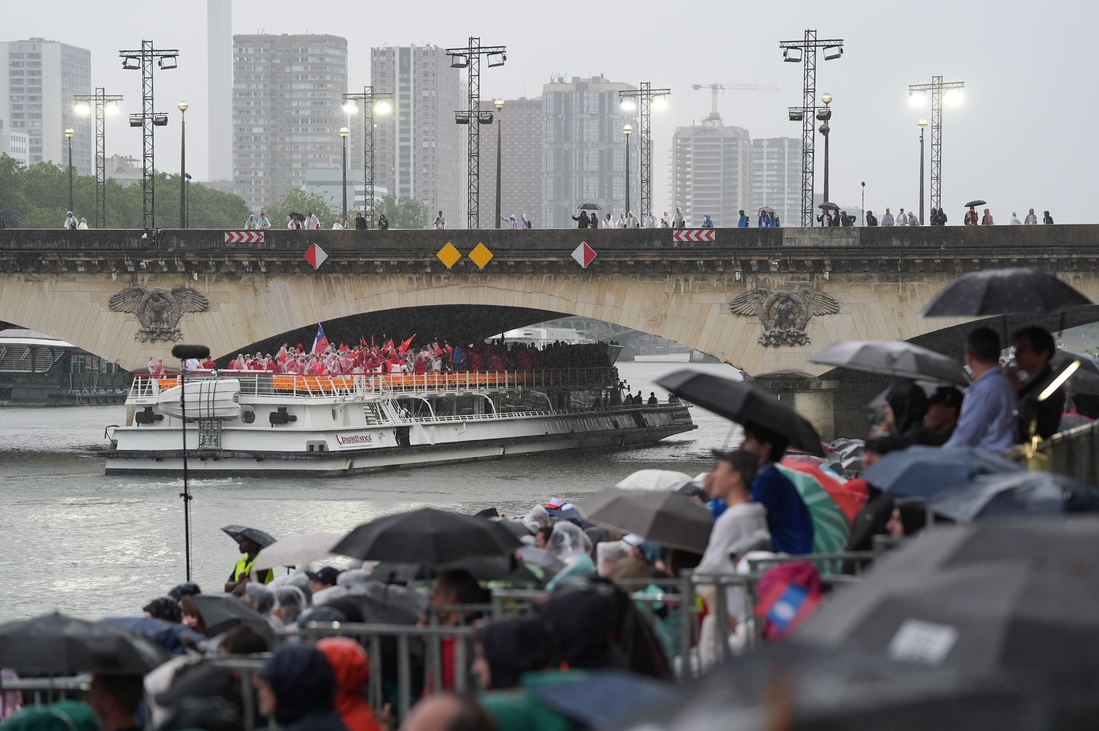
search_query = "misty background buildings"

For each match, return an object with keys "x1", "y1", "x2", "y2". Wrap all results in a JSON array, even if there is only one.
[{"x1": 0, "y1": 0, "x2": 805, "y2": 227}]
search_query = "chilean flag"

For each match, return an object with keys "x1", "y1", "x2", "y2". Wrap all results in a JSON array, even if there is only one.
[{"x1": 312, "y1": 324, "x2": 330, "y2": 355}]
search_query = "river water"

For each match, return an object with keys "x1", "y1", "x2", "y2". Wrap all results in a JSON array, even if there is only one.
[{"x1": 0, "y1": 362, "x2": 742, "y2": 620}]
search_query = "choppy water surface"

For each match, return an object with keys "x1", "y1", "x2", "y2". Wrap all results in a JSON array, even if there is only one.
[{"x1": 0, "y1": 362, "x2": 741, "y2": 620}]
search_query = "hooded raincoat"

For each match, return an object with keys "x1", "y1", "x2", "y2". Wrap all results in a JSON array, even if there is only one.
[
  {"x1": 259, "y1": 645, "x2": 347, "y2": 731},
  {"x1": 316, "y1": 639, "x2": 382, "y2": 731}
]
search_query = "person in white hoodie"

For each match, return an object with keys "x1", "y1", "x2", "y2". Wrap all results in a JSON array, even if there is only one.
[{"x1": 697, "y1": 448, "x2": 771, "y2": 665}]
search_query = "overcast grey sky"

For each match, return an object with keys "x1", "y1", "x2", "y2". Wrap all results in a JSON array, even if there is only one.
[{"x1": 6, "y1": 0, "x2": 1097, "y2": 222}]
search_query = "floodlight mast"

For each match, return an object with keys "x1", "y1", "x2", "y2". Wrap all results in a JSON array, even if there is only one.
[
  {"x1": 342, "y1": 86, "x2": 393, "y2": 227},
  {"x1": 908, "y1": 75, "x2": 965, "y2": 215},
  {"x1": 618, "y1": 83, "x2": 671, "y2": 220},
  {"x1": 73, "y1": 88, "x2": 124, "y2": 228},
  {"x1": 446, "y1": 37, "x2": 507, "y2": 229},
  {"x1": 778, "y1": 30, "x2": 844, "y2": 227},
  {"x1": 119, "y1": 40, "x2": 179, "y2": 230}
]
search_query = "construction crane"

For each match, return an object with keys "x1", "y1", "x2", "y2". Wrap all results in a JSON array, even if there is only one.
[{"x1": 691, "y1": 83, "x2": 780, "y2": 118}]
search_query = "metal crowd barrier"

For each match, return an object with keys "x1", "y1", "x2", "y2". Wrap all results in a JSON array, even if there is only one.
[{"x1": 1011, "y1": 420, "x2": 1099, "y2": 486}]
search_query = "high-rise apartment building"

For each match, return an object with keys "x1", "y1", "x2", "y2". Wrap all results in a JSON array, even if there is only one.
[
  {"x1": 207, "y1": 0, "x2": 233, "y2": 183},
  {"x1": 477, "y1": 97, "x2": 542, "y2": 227},
  {"x1": 371, "y1": 46, "x2": 463, "y2": 225},
  {"x1": 542, "y1": 76, "x2": 637, "y2": 229},
  {"x1": 751, "y1": 137, "x2": 801, "y2": 227},
  {"x1": 232, "y1": 33, "x2": 348, "y2": 211},
  {"x1": 0, "y1": 38, "x2": 91, "y2": 175},
  {"x1": 669, "y1": 105, "x2": 751, "y2": 227}
]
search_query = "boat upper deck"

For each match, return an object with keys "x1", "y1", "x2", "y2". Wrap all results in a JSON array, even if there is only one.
[{"x1": 128, "y1": 368, "x2": 621, "y2": 401}]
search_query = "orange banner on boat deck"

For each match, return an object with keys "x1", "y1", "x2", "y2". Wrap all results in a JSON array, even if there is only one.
[{"x1": 272, "y1": 375, "x2": 356, "y2": 391}]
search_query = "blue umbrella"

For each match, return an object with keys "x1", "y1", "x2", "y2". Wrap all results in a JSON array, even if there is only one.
[
  {"x1": 862, "y1": 446, "x2": 1023, "y2": 500},
  {"x1": 929, "y1": 471, "x2": 1099, "y2": 523},
  {"x1": 101, "y1": 616, "x2": 206, "y2": 657}
]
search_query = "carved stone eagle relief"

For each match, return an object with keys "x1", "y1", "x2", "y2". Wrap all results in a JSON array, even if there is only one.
[
  {"x1": 108, "y1": 286, "x2": 209, "y2": 343},
  {"x1": 729, "y1": 288, "x2": 840, "y2": 347}
]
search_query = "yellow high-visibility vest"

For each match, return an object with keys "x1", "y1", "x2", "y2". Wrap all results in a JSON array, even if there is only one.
[{"x1": 233, "y1": 554, "x2": 272, "y2": 584}]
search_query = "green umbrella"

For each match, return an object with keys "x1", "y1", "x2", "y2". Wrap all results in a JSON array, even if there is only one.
[{"x1": 776, "y1": 465, "x2": 849, "y2": 555}]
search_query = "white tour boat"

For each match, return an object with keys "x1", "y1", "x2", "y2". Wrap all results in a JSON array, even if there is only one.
[{"x1": 104, "y1": 368, "x2": 696, "y2": 476}]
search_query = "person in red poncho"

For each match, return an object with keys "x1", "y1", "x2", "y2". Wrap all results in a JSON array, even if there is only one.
[{"x1": 315, "y1": 638, "x2": 382, "y2": 731}]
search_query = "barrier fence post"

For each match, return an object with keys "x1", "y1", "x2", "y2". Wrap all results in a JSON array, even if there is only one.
[
  {"x1": 397, "y1": 633, "x2": 412, "y2": 720},
  {"x1": 240, "y1": 669, "x2": 255, "y2": 731},
  {"x1": 679, "y1": 569, "x2": 696, "y2": 679},
  {"x1": 369, "y1": 635, "x2": 383, "y2": 711}
]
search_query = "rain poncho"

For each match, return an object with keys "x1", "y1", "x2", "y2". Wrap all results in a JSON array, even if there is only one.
[
  {"x1": 245, "y1": 583, "x2": 276, "y2": 615},
  {"x1": 596, "y1": 541, "x2": 631, "y2": 578},
  {"x1": 316, "y1": 638, "x2": 382, "y2": 731},
  {"x1": 523, "y1": 505, "x2": 551, "y2": 530},
  {"x1": 546, "y1": 522, "x2": 590, "y2": 562},
  {"x1": 275, "y1": 586, "x2": 308, "y2": 625}
]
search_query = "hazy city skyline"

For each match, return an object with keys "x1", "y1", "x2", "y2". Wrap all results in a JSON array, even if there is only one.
[{"x1": 2, "y1": 0, "x2": 1094, "y2": 223}]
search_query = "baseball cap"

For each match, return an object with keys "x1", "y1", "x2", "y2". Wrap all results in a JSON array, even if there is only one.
[
  {"x1": 305, "y1": 566, "x2": 341, "y2": 586},
  {"x1": 928, "y1": 386, "x2": 964, "y2": 411},
  {"x1": 711, "y1": 448, "x2": 759, "y2": 484}
]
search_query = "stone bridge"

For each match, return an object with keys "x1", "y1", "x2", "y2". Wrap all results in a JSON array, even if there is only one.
[{"x1": 3, "y1": 226, "x2": 1098, "y2": 436}]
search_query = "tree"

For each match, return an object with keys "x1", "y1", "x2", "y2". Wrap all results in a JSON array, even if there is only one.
[
  {"x1": 377, "y1": 194, "x2": 428, "y2": 229},
  {"x1": 0, "y1": 155, "x2": 251, "y2": 229},
  {"x1": 265, "y1": 189, "x2": 339, "y2": 230}
]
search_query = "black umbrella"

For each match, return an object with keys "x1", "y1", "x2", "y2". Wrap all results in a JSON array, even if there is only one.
[
  {"x1": 817, "y1": 202, "x2": 840, "y2": 211},
  {"x1": 325, "y1": 592, "x2": 422, "y2": 625},
  {"x1": 576, "y1": 489, "x2": 712, "y2": 553},
  {"x1": 922, "y1": 268, "x2": 1093, "y2": 317},
  {"x1": 578, "y1": 202, "x2": 602, "y2": 211},
  {"x1": 221, "y1": 524, "x2": 276, "y2": 548},
  {"x1": 810, "y1": 339, "x2": 970, "y2": 386},
  {"x1": 191, "y1": 594, "x2": 273, "y2": 638},
  {"x1": 964, "y1": 199, "x2": 987, "y2": 207},
  {"x1": 621, "y1": 643, "x2": 1048, "y2": 731},
  {"x1": 0, "y1": 612, "x2": 168, "y2": 675},
  {"x1": 443, "y1": 554, "x2": 545, "y2": 586},
  {"x1": 656, "y1": 370, "x2": 825, "y2": 456},
  {"x1": 288, "y1": 212, "x2": 306, "y2": 222},
  {"x1": 332, "y1": 507, "x2": 522, "y2": 566},
  {"x1": 928, "y1": 471, "x2": 1099, "y2": 523},
  {"x1": 491, "y1": 517, "x2": 534, "y2": 539},
  {"x1": 794, "y1": 519, "x2": 1099, "y2": 724}
]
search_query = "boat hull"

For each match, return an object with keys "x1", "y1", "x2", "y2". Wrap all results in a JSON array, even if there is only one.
[{"x1": 105, "y1": 405, "x2": 696, "y2": 476}]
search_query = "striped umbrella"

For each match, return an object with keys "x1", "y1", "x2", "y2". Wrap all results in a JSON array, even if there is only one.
[
  {"x1": 781, "y1": 458, "x2": 866, "y2": 526},
  {"x1": 776, "y1": 464, "x2": 850, "y2": 555}
]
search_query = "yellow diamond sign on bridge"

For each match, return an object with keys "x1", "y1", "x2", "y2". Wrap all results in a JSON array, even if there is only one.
[
  {"x1": 436, "y1": 242, "x2": 461, "y2": 269},
  {"x1": 468, "y1": 243, "x2": 494, "y2": 270}
]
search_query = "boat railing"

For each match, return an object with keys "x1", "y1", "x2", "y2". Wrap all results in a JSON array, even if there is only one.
[{"x1": 128, "y1": 368, "x2": 620, "y2": 400}]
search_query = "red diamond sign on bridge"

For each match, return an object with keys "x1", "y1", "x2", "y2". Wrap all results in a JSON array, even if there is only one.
[
  {"x1": 225, "y1": 231, "x2": 265, "y2": 243},
  {"x1": 303, "y1": 243, "x2": 328, "y2": 269},
  {"x1": 672, "y1": 229, "x2": 716, "y2": 243},
  {"x1": 571, "y1": 241, "x2": 597, "y2": 268}
]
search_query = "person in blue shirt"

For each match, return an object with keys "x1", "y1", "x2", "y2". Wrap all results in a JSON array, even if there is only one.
[
  {"x1": 700, "y1": 214, "x2": 714, "y2": 228},
  {"x1": 943, "y1": 327, "x2": 1016, "y2": 454},
  {"x1": 737, "y1": 210, "x2": 749, "y2": 228},
  {"x1": 738, "y1": 422, "x2": 814, "y2": 554}
]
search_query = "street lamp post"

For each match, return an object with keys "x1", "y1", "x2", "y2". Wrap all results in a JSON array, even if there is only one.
[
  {"x1": 64, "y1": 128, "x2": 74, "y2": 216},
  {"x1": 624, "y1": 124, "x2": 633, "y2": 217},
  {"x1": 340, "y1": 127, "x2": 349, "y2": 226},
  {"x1": 341, "y1": 89, "x2": 393, "y2": 228},
  {"x1": 861, "y1": 181, "x2": 866, "y2": 225},
  {"x1": 918, "y1": 119, "x2": 928, "y2": 225},
  {"x1": 178, "y1": 101, "x2": 188, "y2": 228},
  {"x1": 74, "y1": 90, "x2": 123, "y2": 229},
  {"x1": 494, "y1": 99, "x2": 504, "y2": 229},
  {"x1": 816, "y1": 93, "x2": 832, "y2": 225}
]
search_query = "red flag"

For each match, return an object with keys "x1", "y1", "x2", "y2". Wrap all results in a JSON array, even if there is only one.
[{"x1": 398, "y1": 334, "x2": 416, "y2": 355}]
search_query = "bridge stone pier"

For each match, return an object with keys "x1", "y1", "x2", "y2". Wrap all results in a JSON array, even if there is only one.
[{"x1": 3, "y1": 225, "x2": 1099, "y2": 439}]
